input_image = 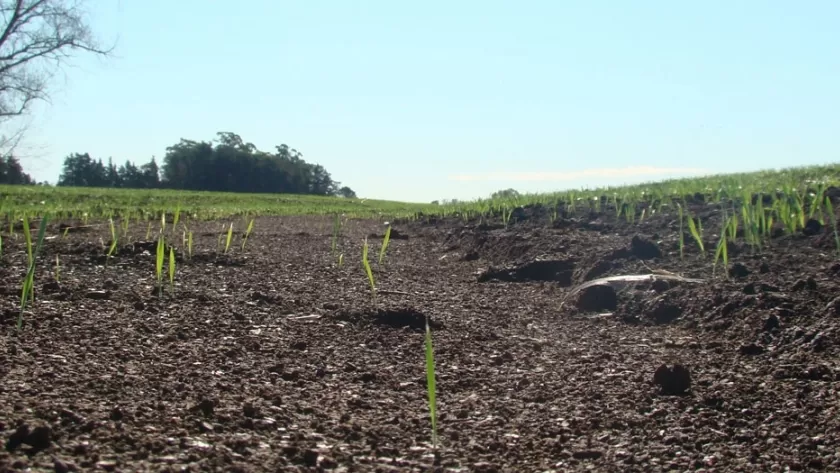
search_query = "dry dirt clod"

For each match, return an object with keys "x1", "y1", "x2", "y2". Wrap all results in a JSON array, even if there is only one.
[
  {"x1": 652, "y1": 364, "x2": 691, "y2": 395},
  {"x1": 575, "y1": 285, "x2": 618, "y2": 313},
  {"x1": 630, "y1": 235, "x2": 662, "y2": 260}
]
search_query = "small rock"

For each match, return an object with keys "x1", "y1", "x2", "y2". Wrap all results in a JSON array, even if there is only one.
[
  {"x1": 630, "y1": 235, "x2": 662, "y2": 260},
  {"x1": 302, "y1": 449, "x2": 320, "y2": 467},
  {"x1": 729, "y1": 263, "x2": 751, "y2": 279},
  {"x1": 242, "y1": 402, "x2": 259, "y2": 418},
  {"x1": 85, "y1": 290, "x2": 111, "y2": 300},
  {"x1": 739, "y1": 343, "x2": 765, "y2": 355},
  {"x1": 803, "y1": 219, "x2": 822, "y2": 236},
  {"x1": 575, "y1": 285, "x2": 618, "y2": 312},
  {"x1": 653, "y1": 364, "x2": 691, "y2": 395},
  {"x1": 53, "y1": 458, "x2": 77, "y2": 473},
  {"x1": 764, "y1": 314, "x2": 781, "y2": 332},
  {"x1": 573, "y1": 450, "x2": 604, "y2": 460},
  {"x1": 95, "y1": 460, "x2": 117, "y2": 472}
]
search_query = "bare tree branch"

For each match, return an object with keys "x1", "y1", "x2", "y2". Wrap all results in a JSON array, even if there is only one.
[{"x1": 0, "y1": 0, "x2": 112, "y2": 155}]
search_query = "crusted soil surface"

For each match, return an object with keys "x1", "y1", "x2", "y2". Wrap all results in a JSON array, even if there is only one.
[{"x1": 2, "y1": 206, "x2": 840, "y2": 472}]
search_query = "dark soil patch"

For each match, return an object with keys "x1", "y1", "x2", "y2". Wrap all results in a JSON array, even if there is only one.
[{"x1": 2, "y1": 208, "x2": 840, "y2": 471}]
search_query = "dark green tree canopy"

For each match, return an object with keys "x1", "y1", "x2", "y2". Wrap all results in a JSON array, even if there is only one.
[{"x1": 54, "y1": 132, "x2": 355, "y2": 197}]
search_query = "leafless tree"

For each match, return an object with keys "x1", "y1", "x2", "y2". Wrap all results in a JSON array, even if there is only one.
[{"x1": 0, "y1": 0, "x2": 112, "y2": 156}]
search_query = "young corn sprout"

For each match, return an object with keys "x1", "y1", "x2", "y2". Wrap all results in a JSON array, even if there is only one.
[
  {"x1": 169, "y1": 246, "x2": 176, "y2": 294},
  {"x1": 106, "y1": 217, "x2": 118, "y2": 267},
  {"x1": 224, "y1": 222, "x2": 234, "y2": 254},
  {"x1": 145, "y1": 222, "x2": 152, "y2": 240},
  {"x1": 676, "y1": 203, "x2": 685, "y2": 259},
  {"x1": 425, "y1": 315, "x2": 439, "y2": 449},
  {"x1": 713, "y1": 214, "x2": 731, "y2": 277},
  {"x1": 824, "y1": 196, "x2": 840, "y2": 257},
  {"x1": 187, "y1": 230, "x2": 193, "y2": 260},
  {"x1": 241, "y1": 218, "x2": 255, "y2": 250},
  {"x1": 55, "y1": 255, "x2": 61, "y2": 283},
  {"x1": 331, "y1": 214, "x2": 341, "y2": 255},
  {"x1": 378, "y1": 224, "x2": 392, "y2": 265},
  {"x1": 361, "y1": 237, "x2": 376, "y2": 301},
  {"x1": 18, "y1": 215, "x2": 49, "y2": 330},
  {"x1": 173, "y1": 205, "x2": 181, "y2": 228},
  {"x1": 155, "y1": 234, "x2": 165, "y2": 297},
  {"x1": 685, "y1": 208, "x2": 705, "y2": 256}
]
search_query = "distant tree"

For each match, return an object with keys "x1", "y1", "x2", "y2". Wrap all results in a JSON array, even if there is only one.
[
  {"x1": 0, "y1": 155, "x2": 33, "y2": 184},
  {"x1": 337, "y1": 186, "x2": 357, "y2": 198},
  {"x1": 491, "y1": 188, "x2": 520, "y2": 200},
  {"x1": 0, "y1": 0, "x2": 113, "y2": 156},
  {"x1": 160, "y1": 132, "x2": 344, "y2": 196},
  {"x1": 57, "y1": 152, "x2": 108, "y2": 187}
]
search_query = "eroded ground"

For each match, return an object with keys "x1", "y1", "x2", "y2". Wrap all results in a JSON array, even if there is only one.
[{"x1": 1, "y1": 206, "x2": 839, "y2": 472}]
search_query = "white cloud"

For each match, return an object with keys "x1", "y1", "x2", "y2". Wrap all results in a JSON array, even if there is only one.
[{"x1": 448, "y1": 166, "x2": 710, "y2": 182}]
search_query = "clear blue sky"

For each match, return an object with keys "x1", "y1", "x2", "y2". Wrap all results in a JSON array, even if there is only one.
[{"x1": 15, "y1": 0, "x2": 840, "y2": 203}]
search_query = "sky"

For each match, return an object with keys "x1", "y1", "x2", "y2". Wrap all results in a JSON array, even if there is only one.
[{"x1": 10, "y1": 0, "x2": 840, "y2": 203}]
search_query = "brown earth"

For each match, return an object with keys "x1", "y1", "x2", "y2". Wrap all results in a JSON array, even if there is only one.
[{"x1": 1, "y1": 203, "x2": 840, "y2": 472}]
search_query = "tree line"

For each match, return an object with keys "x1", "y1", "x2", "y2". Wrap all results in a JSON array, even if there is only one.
[{"x1": 0, "y1": 132, "x2": 357, "y2": 198}]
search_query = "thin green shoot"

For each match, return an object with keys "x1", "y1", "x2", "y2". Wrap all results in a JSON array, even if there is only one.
[
  {"x1": 156, "y1": 234, "x2": 165, "y2": 297},
  {"x1": 187, "y1": 231, "x2": 193, "y2": 260},
  {"x1": 224, "y1": 222, "x2": 234, "y2": 254},
  {"x1": 169, "y1": 246, "x2": 176, "y2": 294},
  {"x1": 241, "y1": 218, "x2": 255, "y2": 250},
  {"x1": 686, "y1": 210, "x2": 705, "y2": 256},
  {"x1": 145, "y1": 222, "x2": 152, "y2": 240},
  {"x1": 378, "y1": 224, "x2": 392, "y2": 265},
  {"x1": 338, "y1": 252, "x2": 344, "y2": 268},
  {"x1": 425, "y1": 315, "x2": 439, "y2": 449},
  {"x1": 331, "y1": 214, "x2": 341, "y2": 255},
  {"x1": 173, "y1": 205, "x2": 181, "y2": 228},
  {"x1": 18, "y1": 215, "x2": 49, "y2": 330},
  {"x1": 55, "y1": 255, "x2": 60, "y2": 283},
  {"x1": 676, "y1": 203, "x2": 685, "y2": 259},
  {"x1": 362, "y1": 237, "x2": 376, "y2": 301},
  {"x1": 106, "y1": 217, "x2": 118, "y2": 267},
  {"x1": 824, "y1": 196, "x2": 840, "y2": 257},
  {"x1": 713, "y1": 214, "x2": 730, "y2": 277},
  {"x1": 22, "y1": 214, "x2": 33, "y2": 266},
  {"x1": 62, "y1": 226, "x2": 70, "y2": 238}
]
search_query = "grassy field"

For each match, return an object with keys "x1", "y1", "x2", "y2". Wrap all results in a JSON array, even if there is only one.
[
  {"x1": 2, "y1": 163, "x2": 839, "y2": 222},
  {"x1": 2, "y1": 162, "x2": 840, "y2": 471}
]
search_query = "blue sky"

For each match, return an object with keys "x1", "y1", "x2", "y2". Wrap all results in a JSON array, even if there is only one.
[{"x1": 13, "y1": 0, "x2": 840, "y2": 203}]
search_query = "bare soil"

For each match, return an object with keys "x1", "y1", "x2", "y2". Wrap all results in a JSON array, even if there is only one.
[{"x1": 2, "y1": 204, "x2": 840, "y2": 472}]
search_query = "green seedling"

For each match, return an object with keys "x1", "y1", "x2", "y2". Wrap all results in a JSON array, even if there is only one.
[
  {"x1": 55, "y1": 255, "x2": 60, "y2": 283},
  {"x1": 378, "y1": 224, "x2": 392, "y2": 265},
  {"x1": 22, "y1": 214, "x2": 33, "y2": 266},
  {"x1": 425, "y1": 315, "x2": 438, "y2": 449},
  {"x1": 155, "y1": 234, "x2": 165, "y2": 297},
  {"x1": 362, "y1": 237, "x2": 376, "y2": 300},
  {"x1": 686, "y1": 210, "x2": 705, "y2": 256},
  {"x1": 173, "y1": 205, "x2": 181, "y2": 228},
  {"x1": 338, "y1": 253, "x2": 344, "y2": 268},
  {"x1": 241, "y1": 218, "x2": 255, "y2": 250},
  {"x1": 824, "y1": 196, "x2": 840, "y2": 257},
  {"x1": 187, "y1": 231, "x2": 193, "y2": 260},
  {"x1": 676, "y1": 203, "x2": 685, "y2": 259},
  {"x1": 160, "y1": 212, "x2": 166, "y2": 232},
  {"x1": 224, "y1": 222, "x2": 234, "y2": 254},
  {"x1": 18, "y1": 215, "x2": 49, "y2": 330},
  {"x1": 331, "y1": 213, "x2": 341, "y2": 255},
  {"x1": 62, "y1": 226, "x2": 70, "y2": 238},
  {"x1": 713, "y1": 214, "x2": 731, "y2": 277},
  {"x1": 106, "y1": 217, "x2": 118, "y2": 267},
  {"x1": 169, "y1": 246, "x2": 176, "y2": 294},
  {"x1": 145, "y1": 222, "x2": 152, "y2": 240}
]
